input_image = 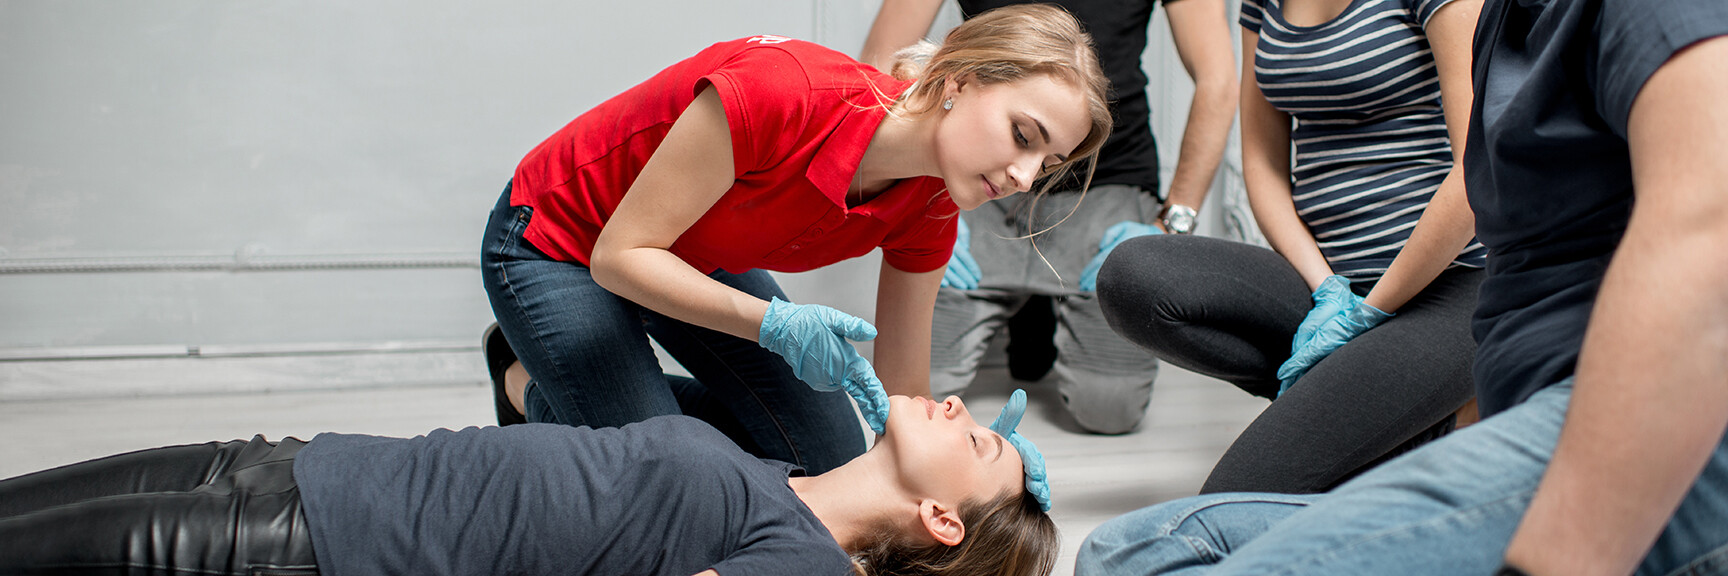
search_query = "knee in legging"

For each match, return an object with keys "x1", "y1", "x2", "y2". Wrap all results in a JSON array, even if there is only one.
[{"x1": 1096, "y1": 238, "x2": 1190, "y2": 323}]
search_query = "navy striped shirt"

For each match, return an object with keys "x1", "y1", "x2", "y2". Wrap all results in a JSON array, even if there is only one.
[{"x1": 1243, "y1": 0, "x2": 1487, "y2": 278}]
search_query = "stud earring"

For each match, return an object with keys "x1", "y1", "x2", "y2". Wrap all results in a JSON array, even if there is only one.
[{"x1": 942, "y1": 99, "x2": 953, "y2": 111}]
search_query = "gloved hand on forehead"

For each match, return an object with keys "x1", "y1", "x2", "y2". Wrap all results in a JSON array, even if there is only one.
[
  {"x1": 758, "y1": 297, "x2": 890, "y2": 433},
  {"x1": 989, "y1": 389, "x2": 1051, "y2": 512}
]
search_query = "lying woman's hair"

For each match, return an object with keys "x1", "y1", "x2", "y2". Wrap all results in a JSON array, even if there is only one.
[
  {"x1": 851, "y1": 489, "x2": 1059, "y2": 576},
  {"x1": 887, "y1": 3, "x2": 1113, "y2": 197}
]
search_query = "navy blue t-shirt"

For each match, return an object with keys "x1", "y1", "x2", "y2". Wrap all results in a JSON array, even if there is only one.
[
  {"x1": 1465, "y1": 0, "x2": 1728, "y2": 416},
  {"x1": 292, "y1": 417, "x2": 853, "y2": 576}
]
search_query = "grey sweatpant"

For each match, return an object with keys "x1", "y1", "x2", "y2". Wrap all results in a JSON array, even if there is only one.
[{"x1": 931, "y1": 184, "x2": 1162, "y2": 434}]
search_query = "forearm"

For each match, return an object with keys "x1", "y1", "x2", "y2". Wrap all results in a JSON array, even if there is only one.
[
  {"x1": 1238, "y1": 30, "x2": 1330, "y2": 289},
  {"x1": 1506, "y1": 38, "x2": 1728, "y2": 575},
  {"x1": 1244, "y1": 170, "x2": 1331, "y2": 289},
  {"x1": 860, "y1": 0, "x2": 944, "y2": 71},
  {"x1": 1362, "y1": 172, "x2": 1475, "y2": 313},
  {"x1": 1505, "y1": 203, "x2": 1728, "y2": 575},
  {"x1": 590, "y1": 248, "x2": 769, "y2": 342},
  {"x1": 871, "y1": 263, "x2": 942, "y2": 398},
  {"x1": 1365, "y1": 0, "x2": 1480, "y2": 313},
  {"x1": 1163, "y1": 0, "x2": 1239, "y2": 214},
  {"x1": 587, "y1": 86, "x2": 764, "y2": 342},
  {"x1": 1163, "y1": 76, "x2": 1237, "y2": 212}
]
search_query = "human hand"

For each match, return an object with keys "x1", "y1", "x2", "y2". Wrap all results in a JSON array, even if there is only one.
[
  {"x1": 989, "y1": 389, "x2": 1051, "y2": 511},
  {"x1": 1276, "y1": 296, "x2": 1393, "y2": 395},
  {"x1": 941, "y1": 217, "x2": 981, "y2": 290},
  {"x1": 849, "y1": 377, "x2": 890, "y2": 435},
  {"x1": 1078, "y1": 220, "x2": 1163, "y2": 292},
  {"x1": 759, "y1": 298, "x2": 888, "y2": 432},
  {"x1": 1291, "y1": 275, "x2": 1357, "y2": 355}
]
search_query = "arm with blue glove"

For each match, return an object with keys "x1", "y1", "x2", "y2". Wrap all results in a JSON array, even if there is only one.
[
  {"x1": 941, "y1": 216, "x2": 982, "y2": 290},
  {"x1": 1079, "y1": 220, "x2": 1164, "y2": 292},
  {"x1": 1274, "y1": 275, "x2": 1392, "y2": 395},
  {"x1": 758, "y1": 297, "x2": 891, "y2": 434}
]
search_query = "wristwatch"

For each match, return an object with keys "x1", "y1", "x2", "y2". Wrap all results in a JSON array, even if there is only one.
[{"x1": 1161, "y1": 204, "x2": 1198, "y2": 235}]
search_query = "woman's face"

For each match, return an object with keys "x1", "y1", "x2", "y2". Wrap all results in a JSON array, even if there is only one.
[
  {"x1": 933, "y1": 74, "x2": 1092, "y2": 211},
  {"x1": 881, "y1": 395, "x2": 1025, "y2": 505}
]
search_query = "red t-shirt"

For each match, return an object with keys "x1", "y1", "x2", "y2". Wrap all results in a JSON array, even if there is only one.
[{"x1": 511, "y1": 35, "x2": 957, "y2": 275}]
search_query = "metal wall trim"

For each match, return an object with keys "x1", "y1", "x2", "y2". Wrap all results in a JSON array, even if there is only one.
[{"x1": 0, "y1": 252, "x2": 478, "y2": 274}]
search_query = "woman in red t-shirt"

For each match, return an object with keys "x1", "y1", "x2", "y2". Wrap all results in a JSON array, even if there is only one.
[{"x1": 481, "y1": 4, "x2": 1112, "y2": 473}]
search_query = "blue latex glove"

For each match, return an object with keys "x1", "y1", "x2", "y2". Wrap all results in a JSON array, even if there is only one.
[
  {"x1": 941, "y1": 216, "x2": 982, "y2": 290},
  {"x1": 1291, "y1": 275, "x2": 1358, "y2": 355},
  {"x1": 1276, "y1": 297, "x2": 1393, "y2": 395},
  {"x1": 759, "y1": 297, "x2": 890, "y2": 433},
  {"x1": 989, "y1": 389, "x2": 1051, "y2": 511},
  {"x1": 1078, "y1": 220, "x2": 1163, "y2": 292}
]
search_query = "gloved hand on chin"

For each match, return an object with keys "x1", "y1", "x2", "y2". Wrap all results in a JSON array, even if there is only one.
[{"x1": 758, "y1": 297, "x2": 890, "y2": 433}]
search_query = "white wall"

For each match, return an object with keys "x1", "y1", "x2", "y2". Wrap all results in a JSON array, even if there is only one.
[{"x1": 0, "y1": 0, "x2": 1245, "y2": 373}]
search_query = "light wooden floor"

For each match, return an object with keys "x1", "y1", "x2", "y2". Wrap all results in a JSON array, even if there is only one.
[{"x1": 0, "y1": 358, "x2": 1266, "y2": 576}]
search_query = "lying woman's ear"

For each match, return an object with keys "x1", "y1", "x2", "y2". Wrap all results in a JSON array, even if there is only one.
[{"x1": 918, "y1": 498, "x2": 966, "y2": 546}]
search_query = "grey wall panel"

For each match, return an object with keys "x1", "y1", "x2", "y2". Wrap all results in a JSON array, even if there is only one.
[
  {"x1": 0, "y1": 1, "x2": 823, "y2": 352},
  {"x1": 0, "y1": 0, "x2": 1244, "y2": 370}
]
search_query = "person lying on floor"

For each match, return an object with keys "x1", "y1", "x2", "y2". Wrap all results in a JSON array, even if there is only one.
[{"x1": 0, "y1": 390, "x2": 1054, "y2": 576}]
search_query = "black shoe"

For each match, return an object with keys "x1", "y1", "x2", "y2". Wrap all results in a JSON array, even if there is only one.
[{"x1": 483, "y1": 323, "x2": 528, "y2": 426}]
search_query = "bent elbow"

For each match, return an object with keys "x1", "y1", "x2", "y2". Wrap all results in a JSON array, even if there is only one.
[
  {"x1": 587, "y1": 241, "x2": 625, "y2": 293},
  {"x1": 1197, "y1": 73, "x2": 1240, "y2": 106}
]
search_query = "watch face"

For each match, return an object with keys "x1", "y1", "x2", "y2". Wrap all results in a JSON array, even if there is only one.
[{"x1": 1165, "y1": 209, "x2": 1196, "y2": 234}]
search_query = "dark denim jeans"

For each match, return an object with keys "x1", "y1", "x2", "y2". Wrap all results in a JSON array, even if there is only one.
[{"x1": 480, "y1": 183, "x2": 865, "y2": 474}]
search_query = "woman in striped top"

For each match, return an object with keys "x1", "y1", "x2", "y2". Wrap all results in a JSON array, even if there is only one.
[{"x1": 1093, "y1": 0, "x2": 1485, "y2": 494}]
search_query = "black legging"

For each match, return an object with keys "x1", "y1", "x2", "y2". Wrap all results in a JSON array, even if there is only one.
[
  {"x1": 0, "y1": 436, "x2": 318, "y2": 575},
  {"x1": 1097, "y1": 234, "x2": 1480, "y2": 494}
]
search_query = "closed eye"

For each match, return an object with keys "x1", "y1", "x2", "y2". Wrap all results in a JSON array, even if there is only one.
[{"x1": 1013, "y1": 124, "x2": 1030, "y2": 147}]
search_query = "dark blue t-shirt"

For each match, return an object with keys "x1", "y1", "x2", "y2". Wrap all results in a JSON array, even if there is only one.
[
  {"x1": 1465, "y1": 0, "x2": 1728, "y2": 416},
  {"x1": 292, "y1": 417, "x2": 854, "y2": 576}
]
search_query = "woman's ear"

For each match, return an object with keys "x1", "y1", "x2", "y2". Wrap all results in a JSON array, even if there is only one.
[
  {"x1": 918, "y1": 498, "x2": 966, "y2": 547},
  {"x1": 943, "y1": 73, "x2": 971, "y2": 101}
]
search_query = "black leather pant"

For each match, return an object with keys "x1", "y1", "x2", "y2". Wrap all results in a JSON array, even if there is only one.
[{"x1": 0, "y1": 436, "x2": 319, "y2": 575}]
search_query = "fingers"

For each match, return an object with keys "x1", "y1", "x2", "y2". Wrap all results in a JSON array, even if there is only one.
[
  {"x1": 1079, "y1": 258, "x2": 1103, "y2": 292},
  {"x1": 945, "y1": 255, "x2": 981, "y2": 289},
  {"x1": 1275, "y1": 350, "x2": 1308, "y2": 382},
  {"x1": 1277, "y1": 375, "x2": 1298, "y2": 397},
  {"x1": 846, "y1": 356, "x2": 890, "y2": 433},
  {"x1": 838, "y1": 314, "x2": 878, "y2": 342},
  {"x1": 810, "y1": 305, "x2": 877, "y2": 341}
]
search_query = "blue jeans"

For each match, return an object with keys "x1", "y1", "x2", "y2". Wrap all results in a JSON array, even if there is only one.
[
  {"x1": 480, "y1": 184, "x2": 865, "y2": 474},
  {"x1": 1077, "y1": 380, "x2": 1728, "y2": 575}
]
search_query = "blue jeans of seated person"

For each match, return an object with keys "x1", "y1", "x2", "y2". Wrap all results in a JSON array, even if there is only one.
[
  {"x1": 1076, "y1": 380, "x2": 1728, "y2": 575},
  {"x1": 480, "y1": 183, "x2": 865, "y2": 474}
]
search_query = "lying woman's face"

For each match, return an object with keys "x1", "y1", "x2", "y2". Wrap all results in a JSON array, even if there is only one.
[{"x1": 881, "y1": 395, "x2": 1025, "y2": 505}]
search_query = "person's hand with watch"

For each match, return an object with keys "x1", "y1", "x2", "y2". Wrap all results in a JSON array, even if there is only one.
[{"x1": 1160, "y1": 204, "x2": 1198, "y2": 235}]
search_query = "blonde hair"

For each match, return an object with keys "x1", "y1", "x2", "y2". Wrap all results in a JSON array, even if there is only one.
[
  {"x1": 887, "y1": 3, "x2": 1113, "y2": 198},
  {"x1": 851, "y1": 490, "x2": 1058, "y2": 576}
]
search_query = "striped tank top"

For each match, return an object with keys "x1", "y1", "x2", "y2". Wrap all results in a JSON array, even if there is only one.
[{"x1": 1242, "y1": 0, "x2": 1487, "y2": 278}]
